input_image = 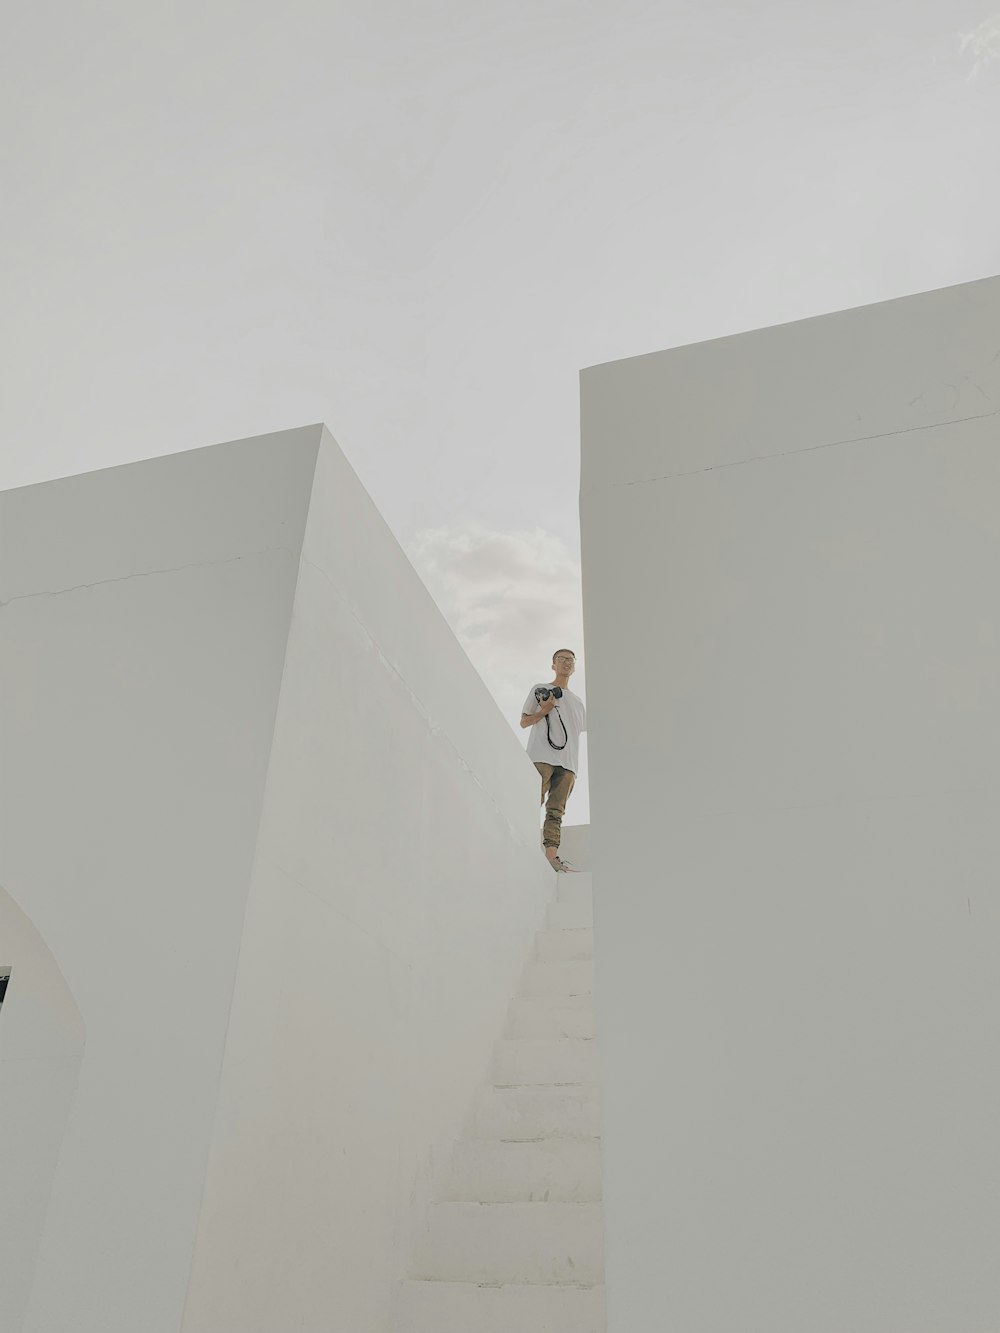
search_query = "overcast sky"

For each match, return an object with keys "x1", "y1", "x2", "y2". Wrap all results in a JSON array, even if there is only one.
[{"x1": 3, "y1": 1, "x2": 998, "y2": 824}]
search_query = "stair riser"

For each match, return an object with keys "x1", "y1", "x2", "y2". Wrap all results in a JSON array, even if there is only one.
[
  {"x1": 472, "y1": 1088, "x2": 601, "y2": 1140},
  {"x1": 521, "y1": 960, "x2": 593, "y2": 998},
  {"x1": 395, "y1": 1280, "x2": 606, "y2": 1333},
  {"x1": 556, "y1": 879, "x2": 593, "y2": 907},
  {"x1": 535, "y1": 928, "x2": 594, "y2": 962},
  {"x1": 494, "y1": 1039, "x2": 599, "y2": 1086},
  {"x1": 546, "y1": 899, "x2": 594, "y2": 929},
  {"x1": 414, "y1": 1203, "x2": 604, "y2": 1285},
  {"x1": 443, "y1": 1139, "x2": 601, "y2": 1203},
  {"x1": 507, "y1": 999, "x2": 596, "y2": 1040}
]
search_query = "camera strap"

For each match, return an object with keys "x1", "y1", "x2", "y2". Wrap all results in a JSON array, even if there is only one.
[
  {"x1": 546, "y1": 707, "x2": 569, "y2": 751},
  {"x1": 535, "y1": 686, "x2": 569, "y2": 751}
]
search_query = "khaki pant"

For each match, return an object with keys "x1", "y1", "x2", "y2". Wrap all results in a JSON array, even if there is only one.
[{"x1": 535, "y1": 762, "x2": 576, "y2": 850}]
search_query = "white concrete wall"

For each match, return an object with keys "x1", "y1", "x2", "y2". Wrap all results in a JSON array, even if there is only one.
[
  {"x1": 580, "y1": 275, "x2": 1000, "y2": 1333},
  {"x1": 181, "y1": 428, "x2": 553, "y2": 1332},
  {"x1": 0, "y1": 428, "x2": 319, "y2": 1333},
  {"x1": 1, "y1": 423, "x2": 552, "y2": 1332},
  {"x1": 0, "y1": 889, "x2": 85, "y2": 1333}
]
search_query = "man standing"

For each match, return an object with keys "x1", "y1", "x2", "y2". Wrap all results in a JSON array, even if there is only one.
[{"x1": 520, "y1": 649, "x2": 587, "y2": 872}]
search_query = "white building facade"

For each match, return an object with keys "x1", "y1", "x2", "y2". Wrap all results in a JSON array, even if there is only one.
[
  {"x1": 4, "y1": 273, "x2": 999, "y2": 1332},
  {"x1": 580, "y1": 274, "x2": 1000, "y2": 1333},
  {"x1": 0, "y1": 426, "x2": 576, "y2": 1332}
]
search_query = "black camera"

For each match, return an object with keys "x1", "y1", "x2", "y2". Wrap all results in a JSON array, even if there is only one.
[{"x1": 535, "y1": 686, "x2": 563, "y2": 702}]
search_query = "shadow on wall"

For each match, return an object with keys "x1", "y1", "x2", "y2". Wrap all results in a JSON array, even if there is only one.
[{"x1": 0, "y1": 885, "x2": 86, "y2": 1333}]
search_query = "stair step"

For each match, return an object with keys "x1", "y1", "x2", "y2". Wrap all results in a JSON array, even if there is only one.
[
  {"x1": 507, "y1": 996, "x2": 595, "y2": 1040},
  {"x1": 494, "y1": 1038, "x2": 599, "y2": 1086},
  {"x1": 413, "y1": 1202, "x2": 604, "y2": 1284},
  {"x1": 395, "y1": 1279, "x2": 606, "y2": 1333},
  {"x1": 556, "y1": 873, "x2": 592, "y2": 907},
  {"x1": 471, "y1": 1086, "x2": 601, "y2": 1141},
  {"x1": 535, "y1": 928, "x2": 593, "y2": 962},
  {"x1": 546, "y1": 898, "x2": 593, "y2": 930},
  {"x1": 442, "y1": 1138, "x2": 602, "y2": 1202},
  {"x1": 521, "y1": 959, "x2": 592, "y2": 998}
]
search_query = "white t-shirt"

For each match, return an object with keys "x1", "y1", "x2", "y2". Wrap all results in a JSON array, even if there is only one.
[{"x1": 521, "y1": 684, "x2": 587, "y2": 775}]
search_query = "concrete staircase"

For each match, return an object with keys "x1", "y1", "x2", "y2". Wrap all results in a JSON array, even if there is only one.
[{"x1": 395, "y1": 871, "x2": 605, "y2": 1332}]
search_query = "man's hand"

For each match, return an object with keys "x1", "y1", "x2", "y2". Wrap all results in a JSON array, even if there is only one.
[
  {"x1": 520, "y1": 695, "x2": 557, "y2": 728},
  {"x1": 520, "y1": 698, "x2": 560, "y2": 730}
]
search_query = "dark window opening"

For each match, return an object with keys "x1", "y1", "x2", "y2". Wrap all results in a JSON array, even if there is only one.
[{"x1": 0, "y1": 969, "x2": 9, "y2": 1009}]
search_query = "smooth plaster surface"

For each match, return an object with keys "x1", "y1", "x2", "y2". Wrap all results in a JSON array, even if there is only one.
[
  {"x1": 580, "y1": 275, "x2": 1000, "y2": 1333},
  {"x1": 0, "y1": 888, "x2": 85, "y2": 1333},
  {"x1": 181, "y1": 430, "x2": 554, "y2": 1333},
  {"x1": 1, "y1": 428, "x2": 317, "y2": 1333}
]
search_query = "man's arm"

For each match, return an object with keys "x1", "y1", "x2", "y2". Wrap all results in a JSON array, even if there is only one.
[{"x1": 520, "y1": 698, "x2": 557, "y2": 729}]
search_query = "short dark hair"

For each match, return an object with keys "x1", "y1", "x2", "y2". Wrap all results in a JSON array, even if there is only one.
[{"x1": 552, "y1": 649, "x2": 576, "y2": 661}]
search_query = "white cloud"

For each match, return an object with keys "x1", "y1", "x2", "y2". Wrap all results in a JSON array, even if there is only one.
[
  {"x1": 960, "y1": 14, "x2": 1000, "y2": 78},
  {"x1": 407, "y1": 523, "x2": 585, "y2": 725},
  {"x1": 407, "y1": 523, "x2": 590, "y2": 823}
]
